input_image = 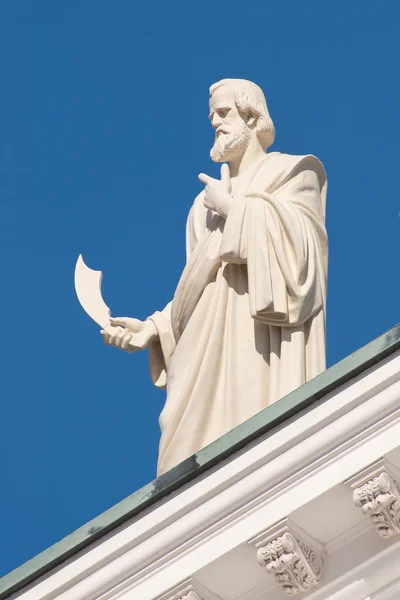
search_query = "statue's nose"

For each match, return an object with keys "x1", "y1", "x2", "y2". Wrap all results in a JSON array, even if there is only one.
[{"x1": 211, "y1": 113, "x2": 222, "y2": 128}]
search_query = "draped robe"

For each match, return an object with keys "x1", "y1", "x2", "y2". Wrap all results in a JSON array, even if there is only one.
[{"x1": 147, "y1": 152, "x2": 328, "y2": 475}]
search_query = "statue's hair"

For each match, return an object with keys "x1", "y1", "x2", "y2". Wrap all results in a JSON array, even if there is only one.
[{"x1": 209, "y1": 78, "x2": 275, "y2": 150}]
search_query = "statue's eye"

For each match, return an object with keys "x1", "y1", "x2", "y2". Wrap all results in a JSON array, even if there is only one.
[{"x1": 218, "y1": 108, "x2": 229, "y2": 118}]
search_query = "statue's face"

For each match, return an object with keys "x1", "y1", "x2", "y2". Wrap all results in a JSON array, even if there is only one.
[{"x1": 209, "y1": 86, "x2": 251, "y2": 163}]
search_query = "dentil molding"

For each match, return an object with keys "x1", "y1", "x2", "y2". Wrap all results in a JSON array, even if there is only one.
[
  {"x1": 249, "y1": 519, "x2": 324, "y2": 597},
  {"x1": 346, "y1": 458, "x2": 400, "y2": 540}
]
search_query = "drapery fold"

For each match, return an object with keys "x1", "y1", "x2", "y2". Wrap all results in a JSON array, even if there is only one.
[
  {"x1": 147, "y1": 302, "x2": 175, "y2": 389},
  {"x1": 220, "y1": 165, "x2": 327, "y2": 326},
  {"x1": 146, "y1": 152, "x2": 328, "y2": 475}
]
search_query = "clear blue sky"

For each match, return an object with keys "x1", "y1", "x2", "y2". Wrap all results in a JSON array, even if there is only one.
[{"x1": 1, "y1": 1, "x2": 399, "y2": 577}]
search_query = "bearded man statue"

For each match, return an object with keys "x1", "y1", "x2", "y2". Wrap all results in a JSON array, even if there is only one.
[{"x1": 101, "y1": 79, "x2": 328, "y2": 475}]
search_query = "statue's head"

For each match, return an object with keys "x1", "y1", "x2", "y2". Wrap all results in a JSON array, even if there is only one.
[{"x1": 209, "y1": 78, "x2": 275, "y2": 163}]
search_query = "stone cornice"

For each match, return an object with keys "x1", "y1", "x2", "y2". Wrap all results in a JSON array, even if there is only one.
[
  {"x1": 5, "y1": 350, "x2": 400, "y2": 600},
  {"x1": 2, "y1": 326, "x2": 400, "y2": 600}
]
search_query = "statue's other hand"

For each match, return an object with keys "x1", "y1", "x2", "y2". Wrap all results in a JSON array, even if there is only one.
[
  {"x1": 110, "y1": 316, "x2": 144, "y2": 334},
  {"x1": 100, "y1": 317, "x2": 157, "y2": 352}
]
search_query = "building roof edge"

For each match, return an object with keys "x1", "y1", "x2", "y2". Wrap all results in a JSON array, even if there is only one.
[{"x1": 1, "y1": 323, "x2": 400, "y2": 599}]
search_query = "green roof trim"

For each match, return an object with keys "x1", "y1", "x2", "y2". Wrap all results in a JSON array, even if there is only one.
[{"x1": 1, "y1": 323, "x2": 400, "y2": 599}]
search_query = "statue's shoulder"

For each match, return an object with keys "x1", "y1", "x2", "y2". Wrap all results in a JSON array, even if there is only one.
[
  {"x1": 265, "y1": 152, "x2": 326, "y2": 188},
  {"x1": 267, "y1": 151, "x2": 325, "y2": 172}
]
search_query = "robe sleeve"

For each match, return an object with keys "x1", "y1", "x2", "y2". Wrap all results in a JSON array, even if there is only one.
[
  {"x1": 220, "y1": 163, "x2": 327, "y2": 327},
  {"x1": 147, "y1": 302, "x2": 176, "y2": 389},
  {"x1": 146, "y1": 200, "x2": 202, "y2": 389}
]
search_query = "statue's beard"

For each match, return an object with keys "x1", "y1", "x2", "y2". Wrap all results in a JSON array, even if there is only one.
[{"x1": 210, "y1": 126, "x2": 251, "y2": 163}]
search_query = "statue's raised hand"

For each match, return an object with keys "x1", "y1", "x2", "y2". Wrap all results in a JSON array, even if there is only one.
[
  {"x1": 198, "y1": 163, "x2": 233, "y2": 219},
  {"x1": 101, "y1": 317, "x2": 157, "y2": 353}
]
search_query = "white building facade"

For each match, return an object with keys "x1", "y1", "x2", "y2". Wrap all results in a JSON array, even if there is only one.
[{"x1": 1, "y1": 324, "x2": 400, "y2": 600}]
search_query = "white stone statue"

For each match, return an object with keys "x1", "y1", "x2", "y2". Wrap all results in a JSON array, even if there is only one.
[{"x1": 75, "y1": 79, "x2": 328, "y2": 476}]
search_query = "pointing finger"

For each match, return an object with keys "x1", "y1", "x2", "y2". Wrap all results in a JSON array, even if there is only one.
[
  {"x1": 198, "y1": 173, "x2": 214, "y2": 186},
  {"x1": 220, "y1": 163, "x2": 232, "y2": 193},
  {"x1": 220, "y1": 163, "x2": 230, "y2": 182}
]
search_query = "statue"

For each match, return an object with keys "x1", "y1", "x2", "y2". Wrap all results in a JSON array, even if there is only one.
[{"x1": 75, "y1": 79, "x2": 328, "y2": 476}]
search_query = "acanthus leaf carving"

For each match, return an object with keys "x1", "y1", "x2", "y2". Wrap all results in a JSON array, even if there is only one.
[
  {"x1": 256, "y1": 530, "x2": 323, "y2": 597},
  {"x1": 353, "y1": 471, "x2": 400, "y2": 539}
]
